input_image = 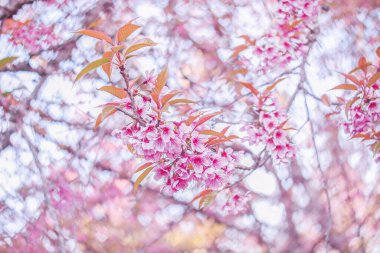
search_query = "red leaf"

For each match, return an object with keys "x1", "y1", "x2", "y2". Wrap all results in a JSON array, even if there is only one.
[{"x1": 331, "y1": 84, "x2": 358, "y2": 91}]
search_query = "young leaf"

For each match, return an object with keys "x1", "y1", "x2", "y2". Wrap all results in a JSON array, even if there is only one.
[
  {"x1": 124, "y1": 38, "x2": 157, "y2": 55},
  {"x1": 376, "y1": 47, "x2": 380, "y2": 58},
  {"x1": 75, "y1": 58, "x2": 109, "y2": 82},
  {"x1": 117, "y1": 21, "x2": 140, "y2": 44},
  {"x1": 102, "y1": 51, "x2": 114, "y2": 79},
  {"x1": 97, "y1": 86, "x2": 127, "y2": 99},
  {"x1": 367, "y1": 72, "x2": 380, "y2": 87},
  {"x1": 239, "y1": 81, "x2": 258, "y2": 96},
  {"x1": 169, "y1": 99, "x2": 196, "y2": 106},
  {"x1": 135, "y1": 162, "x2": 155, "y2": 173},
  {"x1": 134, "y1": 166, "x2": 154, "y2": 192},
  {"x1": 199, "y1": 192, "x2": 217, "y2": 210},
  {"x1": 229, "y1": 44, "x2": 248, "y2": 59},
  {"x1": 264, "y1": 78, "x2": 286, "y2": 93},
  {"x1": 161, "y1": 91, "x2": 180, "y2": 108},
  {"x1": 331, "y1": 84, "x2": 358, "y2": 91},
  {"x1": 339, "y1": 72, "x2": 361, "y2": 86},
  {"x1": 199, "y1": 130, "x2": 226, "y2": 138},
  {"x1": 194, "y1": 111, "x2": 222, "y2": 130},
  {"x1": 76, "y1": 29, "x2": 113, "y2": 44},
  {"x1": 152, "y1": 67, "x2": 168, "y2": 106},
  {"x1": 191, "y1": 189, "x2": 214, "y2": 203},
  {"x1": 0, "y1": 56, "x2": 17, "y2": 69},
  {"x1": 95, "y1": 106, "x2": 117, "y2": 129}
]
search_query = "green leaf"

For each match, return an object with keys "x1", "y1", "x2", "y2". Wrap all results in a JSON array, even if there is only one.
[
  {"x1": 0, "y1": 56, "x2": 17, "y2": 69},
  {"x1": 75, "y1": 58, "x2": 110, "y2": 82}
]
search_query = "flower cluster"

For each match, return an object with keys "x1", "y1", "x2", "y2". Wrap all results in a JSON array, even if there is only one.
[
  {"x1": 243, "y1": 92, "x2": 294, "y2": 163},
  {"x1": 332, "y1": 54, "x2": 380, "y2": 162},
  {"x1": 246, "y1": 0, "x2": 319, "y2": 73},
  {"x1": 3, "y1": 19, "x2": 57, "y2": 52},
  {"x1": 222, "y1": 191, "x2": 251, "y2": 215},
  {"x1": 113, "y1": 73, "x2": 240, "y2": 193}
]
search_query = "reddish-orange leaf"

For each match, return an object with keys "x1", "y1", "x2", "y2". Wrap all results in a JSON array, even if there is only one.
[
  {"x1": 206, "y1": 135, "x2": 238, "y2": 147},
  {"x1": 376, "y1": 47, "x2": 380, "y2": 58},
  {"x1": 101, "y1": 51, "x2": 114, "y2": 79},
  {"x1": 98, "y1": 86, "x2": 127, "y2": 99},
  {"x1": 367, "y1": 72, "x2": 380, "y2": 87},
  {"x1": 229, "y1": 44, "x2": 248, "y2": 59},
  {"x1": 169, "y1": 99, "x2": 196, "y2": 106},
  {"x1": 117, "y1": 21, "x2": 140, "y2": 44},
  {"x1": 185, "y1": 113, "x2": 203, "y2": 126},
  {"x1": 199, "y1": 130, "x2": 226, "y2": 138},
  {"x1": 339, "y1": 72, "x2": 361, "y2": 86},
  {"x1": 321, "y1": 94, "x2": 331, "y2": 106},
  {"x1": 124, "y1": 38, "x2": 157, "y2": 55},
  {"x1": 152, "y1": 67, "x2": 168, "y2": 106},
  {"x1": 264, "y1": 78, "x2": 286, "y2": 93},
  {"x1": 194, "y1": 111, "x2": 222, "y2": 129},
  {"x1": 161, "y1": 91, "x2": 180, "y2": 108},
  {"x1": 76, "y1": 29, "x2": 113, "y2": 44},
  {"x1": 239, "y1": 81, "x2": 258, "y2": 96},
  {"x1": 358, "y1": 56, "x2": 367, "y2": 71},
  {"x1": 331, "y1": 84, "x2": 358, "y2": 91},
  {"x1": 191, "y1": 189, "x2": 214, "y2": 203},
  {"x1": 95, "y1": 106, "x2": 117, "y2": 130},
  {"x1": 135, "y1": 162, "x2": 155, "y2": 173},
  {"x1": 134, "y1": 166, "x2": 154, "y2": 192}
]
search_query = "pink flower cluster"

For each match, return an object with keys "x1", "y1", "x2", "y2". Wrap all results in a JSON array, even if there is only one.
[
  {"x1": 113, "y1": 79, "x2": 240, "y2": 193},
  {"x1": 252, "y1": 0, "x2": 319, "y2": 73},
  {"x1": 222, "y1": 192, "x2": 250, "y2": 215},
  {"x1": 243, "y1": 93, "x2": 294, "y2": 163},
  {"x1": 4, "y1": 19, "x2": 57, "y2": 52},
  {"x1": 339, "y1": 82, "x2": 380, "y2": 161}
]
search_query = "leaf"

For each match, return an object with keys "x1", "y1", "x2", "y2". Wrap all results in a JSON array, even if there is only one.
[
  {"x1": 134, "y1": 166, "x2": 154, "y2": 192},
  {"x1": 101, "y1": 51, "x2": 114, "y2": 79},
  {"x1": 194, "y1": 111, "x2": 222, "y2": 129},
  {"x1": 358, "y1": 56, "x2": 367, "y2": 72},
  {"x1": 199, "y1": 130, "x2": 226, "y2": 138},
  {"x1": 95, "y1": 106, "x2": 117, "y2": 129},
  {"x1": 206, "y1": 135, "x2": 238, "y2": 147},
  {"x1": 199, "y1": 191, "x2": 217, "y2": 210},
  {"x1": 111, "y1": 45, "x2": 125, "y2": 52},
  {"x1": 169, "y1": 99, "x2": 196, "y2": 106},
  {"x1": 161, "y1": 91, "x2": 180, "y2": 108},
  {"x1": 191, "y1": 189, "x2": 214, "y2": 203},
  {"x1": 185, "y1": 113, "x2": 203, "y2": 126},
  {"x1": 117, "y1": 21, "x2": 140, "y2": 43},
  {"x1": 367, "y1": 72, "x2": 380, "y2": 87},
  {"x1": 264, "y1": 78, "x2": 286, "y2": 93},
  {"x1": 152, "y1": 66, "x2": 168, "y2": 106},
  {"x1": 339, "y1": 72, "x2": 361, "y2": 86},
  {"x1": 97, "y1": 86, "x2": 127, "y2": 99},
  {"x1": 76, "y1": 29, "x2": 113, "y2": 44},
  {"x1": 124, "y1": 38, "x2": 157, "y2": 55},
  {"x1": 0, "y1": 56, "x2": 17, "y2": 69},
  {"x1": 229, "y1": 44, "x2": 248, "y2": 59},
  {"x1": 75, "y1": 58, "x2": 110, "y2": 82},
  {"x1": 331, "y1": 84, "x2": 358, "y2": 91},
  {"x1": 377, "y1": 47, "x2": 380, "y2": 58},
  {"x1": 239, "y1": 81, "x2": 258, "y2": 96},
  {"x1": 135, "y1": 162, "x2": 155, "y2": 173},
  {"x1": 321, "y1": 94, "x2": 331, "y2": 106}
]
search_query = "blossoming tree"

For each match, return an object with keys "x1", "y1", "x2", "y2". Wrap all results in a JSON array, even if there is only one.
[{"x1": 0, "y1": 0, "x2": 379, "y2": 252}]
